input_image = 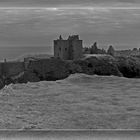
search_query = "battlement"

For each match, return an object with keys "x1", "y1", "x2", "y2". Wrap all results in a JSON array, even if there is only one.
[{"x1": 68, "y1": 35, "x2": 79, "y2": 40}]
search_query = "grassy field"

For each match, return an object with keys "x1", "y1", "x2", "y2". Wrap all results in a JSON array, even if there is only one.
[{"x1": 0, "y1": 74, "x2": 140, "y2": 129}]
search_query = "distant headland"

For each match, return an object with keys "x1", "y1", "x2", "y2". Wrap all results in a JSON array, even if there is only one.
[{"x1": 0, "y1": 34, "x2": 140, "y2": 89}]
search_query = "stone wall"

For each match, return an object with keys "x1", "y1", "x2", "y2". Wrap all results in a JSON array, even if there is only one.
[
  {"x1": 2, "y1": 61, "x2": 25, "y2": 78},
  {"x1": 0, "y1": 63, "x2": 3, "y2": 76},
  {"x1": 26, "y1": 58, "x2": 70, "y2": 81},
  {"x1": 72, "y1": 40, "x2": 83, "y2": 60}
]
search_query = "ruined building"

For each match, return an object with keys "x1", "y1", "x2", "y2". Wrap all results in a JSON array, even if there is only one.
[
  {"x1": 107, "y1": 45, "x2": 115, "y2": 56},
  {"x1": 83, "y1": 42, "x2": 106, "y2": 54},
  {"x1": 54, "y1": 35, "x2": 83, "y2": 60}
]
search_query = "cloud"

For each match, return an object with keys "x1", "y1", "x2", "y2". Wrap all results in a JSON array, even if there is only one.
[
  {"x1": 0, "y1": 6, "x2": 139, "y2": 49},
  {"x1": 0, "y1": 0, "x2": 140, "y2": 7}
]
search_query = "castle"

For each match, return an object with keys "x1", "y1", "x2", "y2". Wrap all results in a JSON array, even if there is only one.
[
  {"x1": 0, "y1": 35, "x2": 140, "y2": 81},
  {"x1": 54, "y1": 35, "x2": 140, "y2": 60},
  {"x1": 54, "y1": 35, "x2": 83, "y2": 60}
]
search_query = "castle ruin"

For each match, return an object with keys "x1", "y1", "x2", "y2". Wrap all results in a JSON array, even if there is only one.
[{"x1": 54, "y1": 35, "x2": 83, "y2": 60}]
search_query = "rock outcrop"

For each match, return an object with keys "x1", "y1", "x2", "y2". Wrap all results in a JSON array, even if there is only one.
[
  {"x1": 25, "y1": 58, "x2": 70, "y2": 81},
  {"x1": 1, "y1": 55, "x2": 140, "y2": 89},
  {"x1": 116, "y1": 56, "x2": 140, "y2": 78},
  {"x1": 74, "y1": 55, "x2": 122, "y2": 76},
  {"x1": 17, "y1": 55, "x2": 122, "y2": 83}
]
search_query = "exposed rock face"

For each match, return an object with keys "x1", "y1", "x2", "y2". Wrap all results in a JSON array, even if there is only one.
[
  {"x1": 66, "y1": 61, "x2": 82, "y2": 74},
  {"x1": 0, "y1": 77, "x2": 5, "y2": 89},
  {"x1": 1, "y1": 55, "x2": 140, "y2": 90},
  {"x1": 116, "y1": 56, "x2": 140, "y2": 78},
  {"x1": 18, "y1": 71, "x2": 40, "y2": 83},
  {"x1": 26, "y1": 58, "x2": 70, "y2": 81},
  {"x1": 74, "y1": 55, "x2": 122, "y2": 76},
  {"x1": 23, "y1": 55, "x2": 122, "y2": 82}
]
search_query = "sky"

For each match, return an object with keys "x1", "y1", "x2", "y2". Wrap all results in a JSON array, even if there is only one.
[{"x1": 0, "y1": 0, "x2": 140, "y2": 51}]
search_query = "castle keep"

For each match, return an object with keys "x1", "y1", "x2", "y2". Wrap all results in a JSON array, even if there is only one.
[{"x1": 54, "y1": 35, "x2": 83, "y2": 60}]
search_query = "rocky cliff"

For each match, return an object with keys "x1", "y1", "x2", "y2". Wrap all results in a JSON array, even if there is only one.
[
  {"x1": 1, "y1": 55, "x2": 140, "y2": 89},
  {"x1": 116, "y1": 56, "x2": 140, "y2": 78}
]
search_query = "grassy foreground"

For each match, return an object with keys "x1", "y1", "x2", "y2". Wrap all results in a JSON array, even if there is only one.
[{"x1": 0, "y1": 74, "x2": 140, "y2": 129}]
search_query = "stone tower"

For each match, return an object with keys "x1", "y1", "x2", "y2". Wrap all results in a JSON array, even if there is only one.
[
  {"x1": 54, "y1": 35, "x2": 83, "y2": 60},
  {"x1": 91, "y1": 42, "x2": 98, "y2": 54},
  {"x1": 107, "y1": 45, "x2": 115, "y2": 56}
]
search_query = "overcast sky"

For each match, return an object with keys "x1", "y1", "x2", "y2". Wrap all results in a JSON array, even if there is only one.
[
  {"x1": 0, "y1": 0, "x2": 140, "y2": 50},
  {"x1": 0, "y1": 0, "x2": 139, "y2": 7}
]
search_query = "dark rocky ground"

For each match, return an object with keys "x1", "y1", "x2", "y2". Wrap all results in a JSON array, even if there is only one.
[{"x1": 1, "y1": 55, "x2": 140, "y2": 89}]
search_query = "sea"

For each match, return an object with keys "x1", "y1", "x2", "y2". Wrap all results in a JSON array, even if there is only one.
[
  {"x1": 0, "y1": 46, "x2": 53, "y2": 61},
  {"x1": 0, "y1": 73, "x2": 140, "y2": 129}
]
